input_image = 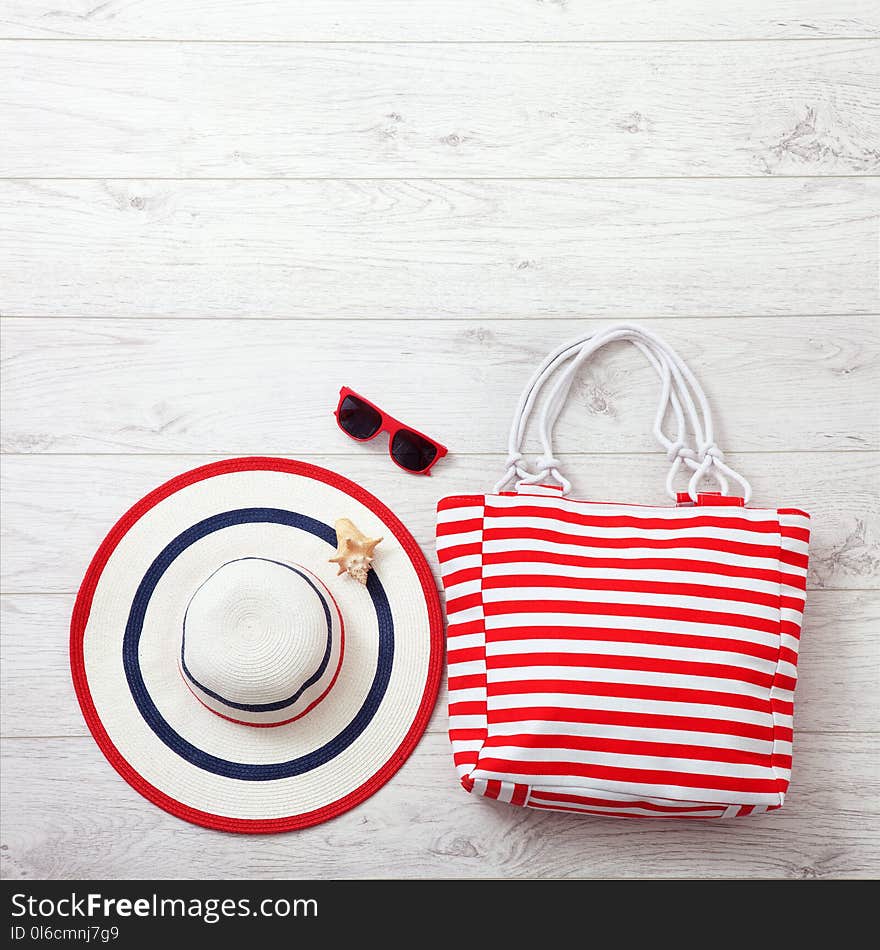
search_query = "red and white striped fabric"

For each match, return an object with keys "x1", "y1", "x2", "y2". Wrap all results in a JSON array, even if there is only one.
[{"x1": 435, "y1": 324, "x2": 811, "y2": 818}]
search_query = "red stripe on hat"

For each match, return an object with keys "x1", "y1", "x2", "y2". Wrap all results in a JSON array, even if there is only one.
[{"x1": 71, "y1": 457, "x2": 444, "y2": 833}]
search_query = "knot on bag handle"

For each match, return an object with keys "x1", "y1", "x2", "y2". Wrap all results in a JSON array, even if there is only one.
[
  {"x1": 493, "y1": 323, "x2": 752, "y2": 503},
  {"x1": 518, "y1": 455, "x2": 571, "y2": 494},
  {"x1": 665, "y1": 440, "x2": 697, "y2": 463},
  {"x1": 500, "y1": 451, "x2": 528, "y2": 480}
]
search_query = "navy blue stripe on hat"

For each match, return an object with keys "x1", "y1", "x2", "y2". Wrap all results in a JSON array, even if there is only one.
[
  {"x1": 179, "y1": 557, "x2": 335, "y2": 713},
  {"x1": 123, "y1": 508, "x2": 394, "y2": 780}
]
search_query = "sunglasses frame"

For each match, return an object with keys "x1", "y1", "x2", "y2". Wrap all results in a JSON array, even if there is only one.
[{"x1": 333, "y1": 386, "x2": 448, "y2": 475}]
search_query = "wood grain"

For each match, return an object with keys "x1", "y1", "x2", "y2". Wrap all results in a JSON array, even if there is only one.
[
  {"x1": 2, "y1": 1, "x2": 879, "y2": 42},
  {"x1": 2, "y1": 0, "x2": 877, "y2": 883},
  {"x1": 2, "y1": 317, "x2": 877, "y2": 454},
  {"x1": 2, "y1": 452, "x2": 878, "y2": 594},
  {"x1": 2, "y1": 41, "x2": 879, "y2": 178},
  {"x1": 2, "y1": 180, "x2": 877, "y2": 319},
  {"x1": 3, "y1": 589, "x2": 876, "y2": 740},
  {"x1": 2, "y1": 733, "x2": 877, "y2": 879}
]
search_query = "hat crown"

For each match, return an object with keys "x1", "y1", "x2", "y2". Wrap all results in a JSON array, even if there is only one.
[{"x1": 181, "y1": 558, "x2": 334, "y2": 723}]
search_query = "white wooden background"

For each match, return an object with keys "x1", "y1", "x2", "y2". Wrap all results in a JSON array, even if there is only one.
[{"x1": 1, "y1": 0, "x2": 878, "y2": 881}]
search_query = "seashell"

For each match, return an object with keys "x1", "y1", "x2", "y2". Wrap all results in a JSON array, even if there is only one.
[{"x1": 328, "y1": 518, "x2": 383, "y2": 585}]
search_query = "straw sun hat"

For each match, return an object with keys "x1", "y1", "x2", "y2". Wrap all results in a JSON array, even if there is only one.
[{"x1": 70, "y1": 458, "x2": 444, "y2": 832}]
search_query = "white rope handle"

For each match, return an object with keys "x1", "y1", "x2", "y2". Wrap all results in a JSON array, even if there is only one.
[
  {"x1": 495, "y1": 323, "x2": 751, "y2": 503},
  {"x1": 537, "y1": 325, "x2": 751, "y2": 500},
  {"x1": 497, "y1": 333, "x2": 692, "y2": 493},
  {"x1": 495, "y1": 327, "x2": 696, "y2": 493}
]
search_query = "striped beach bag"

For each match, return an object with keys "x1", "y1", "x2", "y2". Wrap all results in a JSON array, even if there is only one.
[{"x1": 436, "y1": 324, "x2": 810, "y2": 819}]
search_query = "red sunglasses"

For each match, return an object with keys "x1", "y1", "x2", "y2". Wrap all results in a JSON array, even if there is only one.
[{"x1": 334, "y1": 387, "x2": 448, "y2": 475}]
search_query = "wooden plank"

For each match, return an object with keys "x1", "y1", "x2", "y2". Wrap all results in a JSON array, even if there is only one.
[
  {"x1": 2, "y1": 42, "x2": 879, "y2": 178},
  {"x1": 1, "y1": 733, "x2": 877, "y2": 879},
  {"x1": 2, "y1": 317, "x2": 877, "y2": 454},
  {"x1": 2, "y1": 1, "x2": 878, "y2": 42},
  {"x1": 2, "y1": 180, "x2": 877, "y2": 319},
  {"x1": 1, "y1": 452, "x2": 877, "y2": 594},
  {"x1": 2, "y1": 589, "x2": 875, "y2": 740}
]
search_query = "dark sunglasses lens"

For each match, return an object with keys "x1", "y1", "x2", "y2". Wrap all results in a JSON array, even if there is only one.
[
  {"x1": 391, "y1": 429, "x2": 438, "y2": 472},
  {"x1": 338, "y1": 395, "x2": 382, "y2": 439}
]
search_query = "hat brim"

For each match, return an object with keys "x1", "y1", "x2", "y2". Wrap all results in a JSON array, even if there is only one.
[{"x1": 71, "y1": 458, "x2": 444, "y2": 833}]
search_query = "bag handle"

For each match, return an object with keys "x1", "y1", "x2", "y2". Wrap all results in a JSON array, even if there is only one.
[
  {"x1": 495, "y1": 323, "x2": 751, "y2": 503},
  {"x1": 496, "y1": 327, "x2": 692, "y2": 493}
]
